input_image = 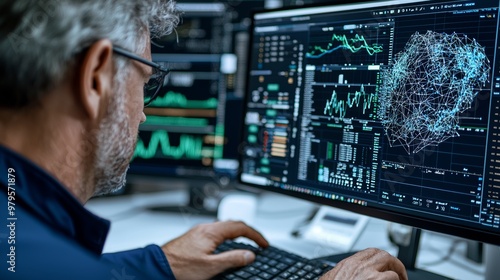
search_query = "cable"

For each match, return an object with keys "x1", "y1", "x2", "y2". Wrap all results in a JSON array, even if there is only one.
[{"x1": 419, "y1": 238, "x2": 463, "y2": 266}]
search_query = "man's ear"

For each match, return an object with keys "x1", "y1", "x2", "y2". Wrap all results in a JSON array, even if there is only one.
[{"x1": 77, "y1": 39, "x2": 114, "y2": 120}]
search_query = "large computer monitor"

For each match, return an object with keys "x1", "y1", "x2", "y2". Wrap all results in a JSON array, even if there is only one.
[{"x1": 240, "y1": 0, "x2": 500, "y2": 255}]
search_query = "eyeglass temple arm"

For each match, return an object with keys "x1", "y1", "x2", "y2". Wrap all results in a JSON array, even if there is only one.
[{"x1": 112, "y1": 46, "x2": 170, "y2": 73}]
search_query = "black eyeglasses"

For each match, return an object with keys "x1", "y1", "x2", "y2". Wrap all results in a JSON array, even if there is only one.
[{"x1": 112, "y1": 46, "x2": 170, "y2": 107}]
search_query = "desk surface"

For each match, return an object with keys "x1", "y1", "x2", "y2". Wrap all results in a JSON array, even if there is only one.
[{"x1": 86, "y1": 189, "x2": 485, "y2": 280}]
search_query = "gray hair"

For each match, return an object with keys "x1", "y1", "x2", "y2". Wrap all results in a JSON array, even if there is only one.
[{"x1": 0, "y1": 0, "x2": 180, "y2": 108}]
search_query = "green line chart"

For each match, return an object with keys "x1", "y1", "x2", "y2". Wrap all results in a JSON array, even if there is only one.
[
  {"x1": 307, "y1": 33, "x2": 383, "y2": 58},
  {"x1": 133, "y1": 130, "x2": 204, "y2": 160},
  {"x1": 306, "y1": 25, "x2": 391, "y2": 65},
  {"x1": 142, "y1": 116, "x2": 209, "y2": 127},
  {"x1": 150, "y1": 91, "x2": 218, "y2": 109}
]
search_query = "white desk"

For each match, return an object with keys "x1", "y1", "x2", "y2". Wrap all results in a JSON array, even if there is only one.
[{"x1": 86, "y1": 189, "x2": 486, "y2": 280}]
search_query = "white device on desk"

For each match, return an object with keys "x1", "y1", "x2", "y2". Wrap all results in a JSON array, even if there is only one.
[
  {"x1": 301, "y1": 206, "x2": 369, "y2": 252},
  {"x1": 217, "y1": 193, "x2": 258, "y2": 226}
]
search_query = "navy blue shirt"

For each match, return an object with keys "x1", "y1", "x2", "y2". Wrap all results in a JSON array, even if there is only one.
[{"x1": 0, "y1": 145, "x2": 176, "y2": 279}]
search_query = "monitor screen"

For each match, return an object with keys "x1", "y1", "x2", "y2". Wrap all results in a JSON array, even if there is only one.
[
  {"x1": 128, "y1": 3, "x2": 241, "y2": 180},
  {"x1": 130, "y1": 54, "x2": 225, "y2": 177},
  {"x1": 240, "y1": 0, "x2": 500, "y2": 245}
]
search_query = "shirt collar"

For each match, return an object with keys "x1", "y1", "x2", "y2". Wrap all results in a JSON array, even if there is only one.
[{"x1": 0, "y1": 144, "x2": 110, "y2": 255}]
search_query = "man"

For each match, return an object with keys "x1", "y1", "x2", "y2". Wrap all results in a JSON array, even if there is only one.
[{"x1": 0, "y1": 0, "x2": 408, "y2": 279}]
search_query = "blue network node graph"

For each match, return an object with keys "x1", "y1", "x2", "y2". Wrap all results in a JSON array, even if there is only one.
[{"x1": 379, "y1": 31, "x2": 490, "y2": 154}]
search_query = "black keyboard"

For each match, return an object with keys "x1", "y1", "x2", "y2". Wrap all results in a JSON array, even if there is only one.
[{"x1": 213, "y1": 240, "x2": 335, "y2": 280}]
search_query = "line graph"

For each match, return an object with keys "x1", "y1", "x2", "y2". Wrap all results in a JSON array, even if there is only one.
[
  {"x1": 307, "y1": 33, "x2": 383, "y2": 59},
  {"x1": 133, "y1": 130, "x2": 204, "y2": 160},
  {"x1": 142, "y1": 116, "x2": 208, "y2": 127},
  {"x1": 150, "y1": 91, "x2": 218, "y2": 109},
  {"x1": 306, "y1": 25, "x2": 391, "y2": 65},
  {"x1": 322, "y1": 85, "x2": 378, "y2": 120}
]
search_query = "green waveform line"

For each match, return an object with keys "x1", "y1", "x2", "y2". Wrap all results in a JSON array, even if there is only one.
[
  {"x1": 142, "y1": 116, "x2": 208, "y2": 127},
  {"x1": 308, "y1": 33, "x2": 383, "y2": 58},
  {"x1": 133, "y1": 130, "x2": 203, "y2": 160},
  {"x1": 151, "y1": 91, "x2": 218, "y2": 108},
  {"x1": 323, "y1": 85, "x2": 376, "y2": 120}
]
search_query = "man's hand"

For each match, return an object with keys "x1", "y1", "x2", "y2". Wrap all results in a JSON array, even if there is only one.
[
  {"x1": 161, "y1": 220, "x2": 269, "y2": 280},
  {"x1": 320, "y1": 248, "x2": 408, "y2": 280}
]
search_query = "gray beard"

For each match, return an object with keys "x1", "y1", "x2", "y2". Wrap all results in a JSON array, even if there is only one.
[{"x1": 92, "y1": 80, "x2": 136, "y2": 197}]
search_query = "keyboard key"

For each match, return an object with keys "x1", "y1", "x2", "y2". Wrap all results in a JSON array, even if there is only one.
[
  {"x1": 304, "y1": 264, "x2": 314, "y2": 271},
  {"x1": 294, "y1": 261, "x2": 305, "y2": 268},
  {"x1": 272, "y1": 253, "x2": 282, "y2": 259},
  {"x1": 268, "y1": 259, "x2": 278, "y2": 266},
  {"x1": 235, "y1": 270, "x2": 252, "y2": 278},
  {"x1": 243, "y1": 266, "x2": 261, "y2": 275},
  {"x1": 266, "y1": 252, "x2": 277, "y2": 258},
  {"x1": 268, "y1": 267, "x2": 280, "y2": 275},
  {"x1": 297, "y1": 269, "x2": 307, "y2": 276},
  {"x1": 257, "y1": 256, "x2": 270, "y2": 263},
  {"x1": 258, "y1": 272, "x2": 273, "y2": 279},
  {"x1": 305, "y1": 272, "x2": 317, "y2": 279},
  {"x1": 313, "y1": 268, "x2": 323, "y2": 274},
  {"x1": 276, "y1": 263, "x2": 288, "y2": 270},
  {"x1": 260, "y1": 264, "x2": 270, "y2": 271},
  {"x1": 279, "y1": 271, "x2": 291, "y2": 278}
]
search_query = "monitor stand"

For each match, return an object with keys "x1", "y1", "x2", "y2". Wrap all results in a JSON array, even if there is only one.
[
  {"x1": 314, "y1": 228, "x2": 452, "y2": 279},
  {"x1": 396, "y1": 228, "x2": 451, "y2": 280}
]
